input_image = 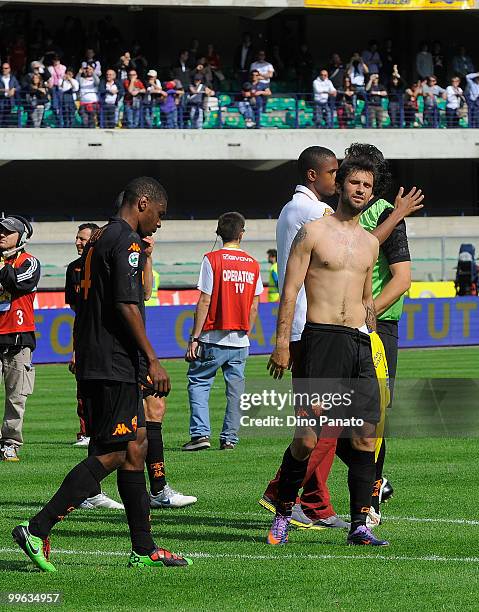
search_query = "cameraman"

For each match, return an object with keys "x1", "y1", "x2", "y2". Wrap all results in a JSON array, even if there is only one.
[{"x1": 0, "y1": 216, "x2": 40, "y2": 462}]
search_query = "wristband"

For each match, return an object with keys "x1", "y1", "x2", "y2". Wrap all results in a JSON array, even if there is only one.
[{"x1": 189, "y1": 336, "x2": 199, "y2": 342}]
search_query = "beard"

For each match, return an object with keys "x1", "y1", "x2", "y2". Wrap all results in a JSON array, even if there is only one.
[{"x1": 339, "y1": 193, "x2": 368, "y2": 216}]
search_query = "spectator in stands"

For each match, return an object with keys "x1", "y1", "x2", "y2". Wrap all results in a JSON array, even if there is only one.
[
  {"x1": 249, "y1": 69, "x2": 271, "y2": 128},
  {"x1": 404, "y1": 80, "x2": 422, "y2": 128},
  {"x1": 296, "y1": 43, "x2": 314, "y2": 93},
  {"x1": 116, "y1": 51, "x2": 134, "y2": 81},
  {"x1": 0, "y1": 63, "x2": 19, "y2": 127},
  {"x1": 194, "y1": 57, "x2": 214, "y2": 89},
  {"x1": 26, "y1": 73, "x2": 49, "y2": 128},
  {"x1": 123, "y1": 68, "x2": 145, "y2": 128},
  {"x1": 81, "y1": 48, "x2": 101, "y2": 77},
  {"x1": 99, "y1": 68, "x2": 123, "y2": 128},
  {"x1": 465, "y1": 71, "x2": 479, "y2": 128},
  {"x1": 60, "y1": 68, "x2": 79, "y2": 128},
  {"x1": 234, "y1": 32, "x2": 255, "y2": 84},
  {"x1": 432, "y1": 41, "x2": 446, "y2": 85},
  {"x1": 422, "y1": 75, "x2": 445, "y2": 128},
  {"x1": 143, "y1": 69, "x2": 163, "y2": 128},
  {"x1": 250, "y1": 50, "x2": 274, "y2": 85},
  {"x1": 387, "y1": 66, "x2": 406, "y2": 128},
  {"x1": 362, "y1": 40, "x2": 382, "y2": 75},
  {"x1": 416, "y1": 42, "x2": 434, "y2": 81},
  {"x1": 312, "y1": 69, "x2": 336, "y2": 128},
  {"x1": 206, "y1": 44, "x2": 225, "y2": 84},
  {"x1": 336, "y1": 75, "x2": 356, "y2": 128},
  {"x1": 366, "y1": 73, "x2": 387, "y2": 128},
  {"x1": 160, "y1": 81, "x2": 178, "y2": 129},
  {"x1": 77, "y1": 63, "x2": 100, "y2": 128},
  {"x1": 445, "y1": 76, "x2": 465, "y2": 128},
  {"x1": 48, "y1": 54, "x2": 66, "y2": 126},
  {"x1": 24, "y1": 60, "x2": 50, "y2": 87},
  {"x1": 188, "y1": 74, "x2": 214, "y2": 129},
  {"x1": 452, "y1": 46, "x2": 475, "y2": 82},
  {"x1": 238, "y1": 80, "x2": 256, "y2": 128},
  {"x1": 171, "y1": 49, "x2": 192, "y2": 90},
  {"x1": 328, "y1": 53, "x2": 345, "y2": 90},
  {"x1": 172, "y1": 78, "x2": 186, "y2": 126},
  {"x1": 346, "y1": 52, "x2": 369, "y2": 94}
]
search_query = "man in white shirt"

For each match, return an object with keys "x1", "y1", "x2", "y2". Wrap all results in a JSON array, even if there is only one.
[
  {"x1": 445, "y1": 76, "x2": 464, "y2": 128},
  {"x1": 312, "y1": 70, "x2": 336, "y2": 128},
  {"x1": 0, "y1": 63, "x2": 19, "y2": 127},
  {"x1": 250, "y1": 50, "x2": 275, "y2": 84},
  {"x1": 183, "y1": 212, "x2": 263, "y2": 451},
  {"x1": 466, "y1": 72, "x2": 479, "y2": 128}
]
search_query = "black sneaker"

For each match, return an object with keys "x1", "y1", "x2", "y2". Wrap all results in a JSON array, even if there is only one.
[
  {"x1": 181, "y1": 437, "x2": 211, "y2": 451},
  {"x1": 380, "y1": 478, "x2": 394, "y2": 503}
]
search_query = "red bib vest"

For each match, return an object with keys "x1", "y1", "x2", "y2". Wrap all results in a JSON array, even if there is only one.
[
  {"x1": 203, "y1": 248, "x2": 260, "y2": 332},
  {"x1": 0, "y1": 251, "x2": 36, "y2": 334}
]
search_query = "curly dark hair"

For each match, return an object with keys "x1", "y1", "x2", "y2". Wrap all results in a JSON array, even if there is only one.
[{"x1": 344, "y1": 143, "x2": 391, "y2": 198}]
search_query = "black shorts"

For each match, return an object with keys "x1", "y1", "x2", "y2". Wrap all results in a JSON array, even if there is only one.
[
  {"x1": 138, "y1": 358, "x2": 154, "y2": 400},
  {"x1": 78, "y1": 380, "x2": 145, "y2": 446},
  {"x1": 138, "y1": 356, "x2": 168, "y2": 400},
  {"x1": 300, "y1": 322, "x2": 381, "y2": 425}
]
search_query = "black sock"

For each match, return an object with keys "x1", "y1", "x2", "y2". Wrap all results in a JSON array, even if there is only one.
[
  {"x1": 117, "y1": 470, "x2": 155, "y2": 556},
  {"x1": 371, "y1": 439, "x2": 386, "y2": 512},
  {"x1": 348, "y1": 449, "x2": 376, "y2": 531},
  {"x1": 29, "y1": 457, "x2": 110, "y2": 539},
  {"x1": 277, "y1": 446, "x2": 309, "y2": 512},
  {"x1": 146, "y1": 422, "x2": 166, "y2": 495},
  {"x1": 335, "y1": 437, "x2": 353, "y2": 467}
]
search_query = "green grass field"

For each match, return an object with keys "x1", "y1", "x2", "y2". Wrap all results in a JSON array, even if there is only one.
[{"x1": 0, "y1": 348, "x2": 478, "y2": 611}]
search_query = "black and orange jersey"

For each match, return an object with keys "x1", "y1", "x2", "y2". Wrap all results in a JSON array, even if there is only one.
[
  {"x1": 65, "y1": 256, "x2": 82, "y2": 310},
  {"x1": 74, "y1": 217, "x2": 146, "y2": 383}
]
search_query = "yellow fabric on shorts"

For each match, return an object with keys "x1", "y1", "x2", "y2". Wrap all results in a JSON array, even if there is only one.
[{"x1": 369, "y1": 331, "x2": 391, "y2": 461}]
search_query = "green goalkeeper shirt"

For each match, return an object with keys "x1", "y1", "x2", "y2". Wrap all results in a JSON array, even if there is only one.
[{"x1": 359, "y1": 198, "x2": 411, "y2": 322}]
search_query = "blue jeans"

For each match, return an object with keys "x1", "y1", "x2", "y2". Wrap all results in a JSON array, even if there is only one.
[
  {"x1": 238, "y1": 101, "x2": 254, "y2": 122},
  {"x1": 190, "y1": 105, "x2": 203, "y2": 129},
  {"x1": 124, "y1": 104, "x2": 141, "y2": 128},
  {"x1": 315, "y1": 102, "x2": 332, "y2": 128},
  {"x1": 187, "y1": 343, "x2": 248, "y2": 444},
  {"x1": 160, "y1": 109, "x2": 178, "y2": 128}
]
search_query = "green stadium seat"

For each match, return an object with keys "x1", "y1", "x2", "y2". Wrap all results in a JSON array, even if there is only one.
[{"x1": 219, "y1": 94, "x2": 232, "y2": 107}]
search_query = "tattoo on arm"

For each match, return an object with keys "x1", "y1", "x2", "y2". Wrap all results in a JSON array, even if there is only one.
[
  {"x1": 365, "y1": 302, "x2": 377, "y2": 332},
  {"x1": 290, "y1": 226, "x2": 307, "y2": 251}
]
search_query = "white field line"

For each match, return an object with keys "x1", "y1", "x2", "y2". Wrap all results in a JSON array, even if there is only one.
[
  {"x1": 0, "y1": 547, "x2": 478, "y2": 564},
  {"x1": 3, "y1": 506, "x2": 479, "y2": 526}
]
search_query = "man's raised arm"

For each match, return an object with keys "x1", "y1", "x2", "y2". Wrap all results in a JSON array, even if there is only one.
[{"x1": 267, "y1": 224, "x2": 315, "y2": 379}]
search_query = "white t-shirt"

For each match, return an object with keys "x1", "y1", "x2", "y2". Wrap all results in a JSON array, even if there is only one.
[
  {"x1": 276, "y1": 185, "x2": 334, "y2": 342},
  {"x1": 250, "y1": 60, "x2": 275, "y2": 83},
  {"x1": 446, "y1": 85, "x2": 463, "y2": 110},
  {"x1": 197, "y1": 247, "x2": 264, "y2": 347},
  {"x1": 313, "y1": 77, "x2": 336, "y2": 103}
]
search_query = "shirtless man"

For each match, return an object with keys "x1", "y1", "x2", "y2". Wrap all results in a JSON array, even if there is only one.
[{"x1": 266, "y1": 154, "x2": 388, "y2": 547}]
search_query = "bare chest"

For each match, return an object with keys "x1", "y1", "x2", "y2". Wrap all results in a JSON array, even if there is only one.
[{"x1": 311, "y1": 230, "x2": 371, "y2": 273}]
